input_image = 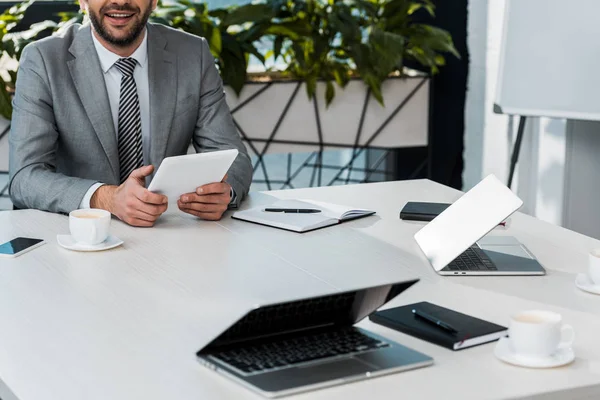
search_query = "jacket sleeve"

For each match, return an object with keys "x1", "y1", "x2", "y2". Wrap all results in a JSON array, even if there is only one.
[
  {"x1": 191, "y1": 38, "x2": 253, "y2": 208},
  {"x1": 9, "y1": 44, "x2": 96, "y2": 213}
]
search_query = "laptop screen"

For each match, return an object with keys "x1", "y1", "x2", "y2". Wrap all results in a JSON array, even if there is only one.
[
  {"x1": 199, "y1": 279, "x2": 418, "y2": 351},
  {"x1": 414, "y1": 174, "x2": 523, "y2": 271}
]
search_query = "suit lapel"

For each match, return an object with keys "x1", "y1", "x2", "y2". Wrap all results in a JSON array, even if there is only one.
[
  {"x1": 147, "y1": 24, "x2": 177, "y2": 165},
  {"x1": 67, "y1": 25, "x2": 119, "y2": 181}
]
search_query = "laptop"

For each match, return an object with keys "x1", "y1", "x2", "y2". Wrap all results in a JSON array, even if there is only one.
[
  {"x1": 196, "y1": 280, "x2": 433, "y2": 398},
  {"x1": 414, "y1": 174, "x2": 545, "y2": 276}
]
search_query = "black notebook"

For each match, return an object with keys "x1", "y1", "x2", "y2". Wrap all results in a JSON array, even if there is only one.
[
  {"x1": 399, "y1": 202, "x2": 450, "y2": 221},
  {"x1": 369, "y1": 302, "x2": 507, "y2": 351}
]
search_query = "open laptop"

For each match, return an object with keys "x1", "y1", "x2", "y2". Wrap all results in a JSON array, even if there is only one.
[
  {"x1": 196, "y1": 280, "x2": 433, "y2": 398},
  {"x1": 414, "y1": 174, "x2": 545, "y2": 276}
]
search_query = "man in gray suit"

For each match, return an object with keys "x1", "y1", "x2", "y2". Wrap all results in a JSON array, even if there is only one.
[{"x1": 9, "y1": 0, "x2": 252, "y2": 226}]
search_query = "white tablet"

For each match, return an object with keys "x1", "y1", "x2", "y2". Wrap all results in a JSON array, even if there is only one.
[{"x1": 148, "y1": 149, "x2": 239, "y2": 202}]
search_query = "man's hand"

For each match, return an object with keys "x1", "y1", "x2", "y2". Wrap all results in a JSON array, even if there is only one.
[
  {"x1": 90, "y1": 165, "x2": 168, "y2": 227},
  {"x1": 178, "y1": 176, "x2": 231, "y2": 221}
]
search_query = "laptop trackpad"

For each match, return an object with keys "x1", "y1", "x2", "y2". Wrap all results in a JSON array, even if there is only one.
[
  {"x1": 298, "y1": 358, "x2": 375, "y2": 376},
  {"x1": 246, "y1": 358, "x2": 374, "y2": 393},
  {"x1": 479, "y1": 244, "x2": 533, "y2": 259}
]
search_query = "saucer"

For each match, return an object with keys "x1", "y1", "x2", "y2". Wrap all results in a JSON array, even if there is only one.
[
  {"x1": 56, "y1": 234, "x2": 123, "y2": 252},
  {"x1": 494, "y1": 337, "x2": 575, "y2": 368},
  {"x1": 575, "y1": 273, "x2": 600, "y2": 295}
]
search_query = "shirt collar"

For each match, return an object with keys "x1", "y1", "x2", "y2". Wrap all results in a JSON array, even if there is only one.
[{"x1": 91, "y1": 28, "x2": 148, "y2": 73}]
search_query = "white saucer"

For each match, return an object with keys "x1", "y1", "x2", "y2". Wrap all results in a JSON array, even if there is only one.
[
  {"x1": 575, "y1": 273, "x2": 600, "y2": 295},
  {"x1": 56, "y1": 234, "x2": 123, "y2": 252},
  {"x1": 494, "y1": 337, "x2": 574, "y2": 368}
]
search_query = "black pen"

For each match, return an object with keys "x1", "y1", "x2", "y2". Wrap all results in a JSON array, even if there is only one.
[
  {"x1": 412, "y1": 309, "x2": 458, "y2": 334},
  {"x1": 264, "y1": 208, "x2": 321, "y2": 213}
]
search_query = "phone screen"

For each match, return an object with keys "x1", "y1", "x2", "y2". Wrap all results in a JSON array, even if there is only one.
[{"x1": 0, "y1": 237, "x2": 44, "y2": 256}]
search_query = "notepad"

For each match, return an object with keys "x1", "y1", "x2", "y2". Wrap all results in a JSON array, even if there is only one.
[
  {"x1": 369, "y1": 302, "x2": 508, "y2": 350},
  {"x1": 231, "y1": 199, "x2": 375, "y2": 233}
]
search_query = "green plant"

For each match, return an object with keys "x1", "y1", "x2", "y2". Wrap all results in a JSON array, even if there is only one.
[
  {"x1": 150, "y1": 0, "x2": 277, "y2": 96},
  {"x1": 0, "y1": 0, "x2": 46, "y2": 119},
  {"x1": 0, "y1": 1, "x2": 81, "y2": 118},
  {"x1": 0, "y1": 0, "x2": 457, "y2": 118},
  {"x1": 264, "y1": 0, "x2": 459, "y2": 105},
  {"x1": 151, "y1": 0, "x2": 458, "y2": 105}
]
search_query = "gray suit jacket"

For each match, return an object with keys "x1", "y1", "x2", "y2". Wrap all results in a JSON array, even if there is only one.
[{"x1": 9, "y1": 23, "x2": 252, "y2": 213}]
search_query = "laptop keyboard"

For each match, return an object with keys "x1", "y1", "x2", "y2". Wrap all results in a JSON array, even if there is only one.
[
  {"x1": 210, "y1": 328, "x2": 389, "y2": 374},
  {"x1": 445, "y1": 246, "x2": 498, "y2": 271}
]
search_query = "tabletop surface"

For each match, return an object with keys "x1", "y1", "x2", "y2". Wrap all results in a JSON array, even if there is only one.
[{"x1": 1, "y1": 179, "x2": 600, "y2": 400}]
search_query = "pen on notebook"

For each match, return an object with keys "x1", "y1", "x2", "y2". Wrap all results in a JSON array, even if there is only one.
[
  {"x1": 264, "y1": 208, "x2": 322, "y2": 214},
  {"x1": 412, "y1": 308, "x2": 458, "y2": 333}
]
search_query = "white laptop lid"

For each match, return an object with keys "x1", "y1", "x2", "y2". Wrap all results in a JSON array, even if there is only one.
[{"x1": 414, "y1": 174, "x2": 523, "y2": 271}]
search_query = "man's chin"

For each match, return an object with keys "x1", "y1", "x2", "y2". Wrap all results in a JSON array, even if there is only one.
[
  {"x1": 101, "y1": 27, "x2": 138, "y2": 45},
  {"x1": 102, "y1": 22, "x2": 133, "y2": 34}
]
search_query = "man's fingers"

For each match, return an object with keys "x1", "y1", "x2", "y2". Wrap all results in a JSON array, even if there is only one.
[
  {"x1": 130, "y1": 218, "x2": 155, "y2": 227},
  {"x1": 131, "y1": 206, "x2": 163, "y2": 221},
  {"x1": 134, "y1": 197, "x2": 168, "y2": 216},
  {"x1": 134, "y1": 186, "x2": 168, "y2": 205},
  {"x1": 122, "y1": 216, "x2": 156, "y2": 227},
  {"x1": 121, "y1": 197, "x2": 167, "y2": 225},
  {"x1": 122, "y1": 201, "x2": 160, "y2": 222},
  {"x1": 196, "y1": 182, "x2": 230, "y2": 195},
  {"x1": 177, "y1": 206, "x2": 223, "y2": 221},
  {"x1": 179, "y1": 193, "x2": 227, "y2": 205},
  {"x1": 177, "y1": 200, "x2": 227, "y2": 214}
]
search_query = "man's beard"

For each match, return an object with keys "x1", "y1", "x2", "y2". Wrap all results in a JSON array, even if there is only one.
[{"x1": 89, "y1": 4, "x2": 152, "y2": 47}]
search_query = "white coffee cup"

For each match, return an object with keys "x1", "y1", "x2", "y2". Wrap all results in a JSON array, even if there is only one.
[
  {"x1": 589, "y1": 249, "x2": 600, "y2": 285},
  {"x1": 509, "y1": 310, "x2": 574, "y2": 359},
  {"x1": 69, "y1": 209, "x2": 111, "y2": 245}
]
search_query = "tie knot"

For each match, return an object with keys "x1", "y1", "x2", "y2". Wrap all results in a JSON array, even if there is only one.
[{"x1": 114, "y1": 57, "x2": 137, "y2": 77}]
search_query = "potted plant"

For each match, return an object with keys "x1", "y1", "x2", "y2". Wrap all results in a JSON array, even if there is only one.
[{"x1": 0, "y1": 0, "x2": 457, "y2": 113}]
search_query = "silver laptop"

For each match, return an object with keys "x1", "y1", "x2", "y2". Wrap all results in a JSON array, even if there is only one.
[
  {"x1": 196, "y1": 280, "x2": 433, "y2": 398},
  {"x1": 414, "y1": 174, "x2": 545, "y2": 276}
]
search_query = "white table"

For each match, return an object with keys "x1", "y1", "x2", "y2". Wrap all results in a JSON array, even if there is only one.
[{"x1": 1, "y1": 180, "x2": 599, "y2": 400}]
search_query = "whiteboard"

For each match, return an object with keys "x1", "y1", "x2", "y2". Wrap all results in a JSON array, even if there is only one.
[{"x1": 495, "y1": 0, "x2": 600, "y2": 120}]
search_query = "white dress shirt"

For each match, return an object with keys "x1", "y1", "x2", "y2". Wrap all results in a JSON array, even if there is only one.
[{"x1": 79, "y1": 30, "x2": 150, "y2": 208}]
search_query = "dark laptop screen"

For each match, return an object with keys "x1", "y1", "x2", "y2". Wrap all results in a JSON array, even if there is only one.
[{"x1": 201, "y1": 279, "x2": 418, "y2": 351}]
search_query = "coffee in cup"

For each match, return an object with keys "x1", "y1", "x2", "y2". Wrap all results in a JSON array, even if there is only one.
[
  {"x1": 509, "y1": 310, "x2": 574, "y2": 358},
  {"x1": 69, "y1": 209, "x2": 111, "y2": 245},
  {"x1": 75, "y1": 214, "x2": 103, "y2": 219},
  {"x1": 589, "y1": 249, "x2": 600, "y2": 285}
]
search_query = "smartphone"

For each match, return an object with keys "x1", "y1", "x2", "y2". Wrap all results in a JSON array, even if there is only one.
[
  {"x1": 0, "y1": 237, "x2": 45, "y2": 258},
  {"x1": 399, "y1": 202, "x2": 450, "y2": 221}
]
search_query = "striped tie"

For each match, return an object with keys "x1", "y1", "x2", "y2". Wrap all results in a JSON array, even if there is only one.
[{"x1": 115, "y1": 57, "x2": 143, "y2": 184}]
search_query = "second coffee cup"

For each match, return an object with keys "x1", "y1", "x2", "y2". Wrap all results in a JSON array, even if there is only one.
[
  {"x1": 509, "y1": 310, "x2": 574, "y2": 359},
  {"x1": 589, "y1": 249, "x2": 600, "y2": 285}
]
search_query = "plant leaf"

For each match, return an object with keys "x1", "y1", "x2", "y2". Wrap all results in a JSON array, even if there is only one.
[
  {"x1": 241, "y1": 42, "x2": 265, "y2": 64},
  {"x1": 236, "y1": 23, "x2": 266, "y2": 43},
  {"x1": 0, "y1": 79, "x2": 12, "y2": 119},
  {"x1": 209, "y1": 26, "x2": 222, "y2": 56},
  {"x1": 369, "y1": 27, "x2": 404, "y2": 76},
  {"x1": 273, "y1": 35, "x2": 283, "y2": 60},
  {"x1": 409, "y1": 24, "x2": 460, "y2": 58},
  {"x1": 305, "y1": 75, "x2": 317, "y2": 99},
  {"x1": 221, "y1": 3, "x2": 274, "y2": 27},
  {"x1": 220, "y1": 47, "x2": 247, "y2": 95},
  {"x1": 325, "y1": 80, "x2": 335, "y2": 107},
  {"x1": 208, "y1": 8, "x2": 228, "y2": 21},
  {"x1": 362, "y1": 72, "x2": 384, "y2": 106},
  {"x1": 264, "y1": 21, "x2": 313, "y2": 40}
]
